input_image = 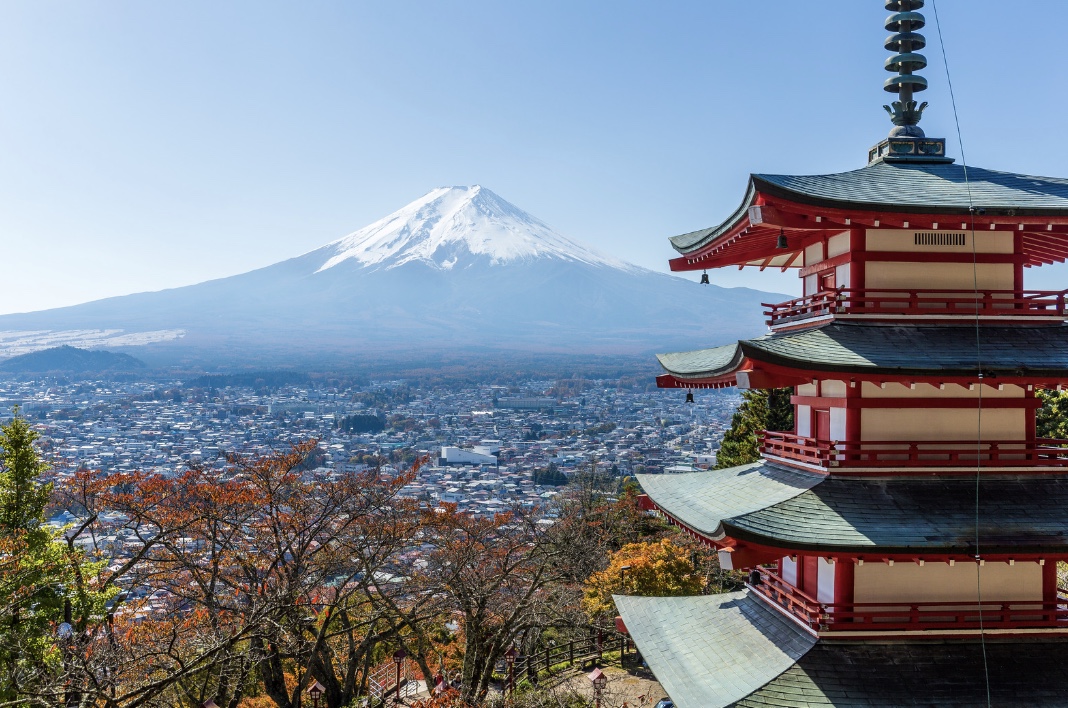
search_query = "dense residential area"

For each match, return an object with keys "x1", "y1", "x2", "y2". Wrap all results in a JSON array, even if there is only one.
[
  {"x1": 0, "y1": 369, "x2": 744, "y2": 708},
  {"x1": 0, "y1": 375, "x2": 739, "y2": 518}
]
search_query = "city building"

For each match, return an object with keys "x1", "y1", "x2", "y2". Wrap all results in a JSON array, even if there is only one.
[
  {"x1": 616, "y1": 4, "x2": 1068, "y2": 705},
  {"x1": 440, "y1": 446, "x2": 498, "y2": 467}
]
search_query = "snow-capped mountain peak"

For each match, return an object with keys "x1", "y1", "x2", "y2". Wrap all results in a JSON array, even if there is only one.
[{"x1": 316, "y1": 186, "x2": 634, "y2": 272}]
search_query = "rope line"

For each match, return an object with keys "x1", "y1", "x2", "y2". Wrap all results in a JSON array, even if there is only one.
[{"x1": 931, "y1": 2, "x2": 992, "y2": 705}]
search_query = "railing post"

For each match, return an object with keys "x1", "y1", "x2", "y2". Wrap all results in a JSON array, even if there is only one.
[
  {"x1": 597, "y1": 630, "x2": 603, "y2": 662},
  {"x1": 569, "y1": 640, "x2": 574, "y2": 667}
]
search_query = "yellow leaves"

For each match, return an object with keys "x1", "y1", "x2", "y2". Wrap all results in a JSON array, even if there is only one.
[{"x1": 582, "y1": 538, "x2": 703, "y2": 619}]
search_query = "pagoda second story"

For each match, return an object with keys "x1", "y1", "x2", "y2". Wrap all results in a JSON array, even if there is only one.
[
  {"x1": 656, "y1": 161, "x2": 1068, "y2": 475},
  {"x1": 616, "y1": 3, "x2": 1068, "y2": 705}
]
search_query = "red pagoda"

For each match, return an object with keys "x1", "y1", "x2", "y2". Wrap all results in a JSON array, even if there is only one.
[{"x1": 614, "y1": 3, "x2": 1068, "y2": 706}]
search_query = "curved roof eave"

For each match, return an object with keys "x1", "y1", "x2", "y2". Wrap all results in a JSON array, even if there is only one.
[
  {"x1": 669, "y1": 162, "x2": 1068, "y2": 257},
  {"x1": 616, "y1": 593, "x2": 817, "y2": 708},
  {"x1": 635, "y1": 463, "x2": 822, "y2": 540},
  {"x1": 669, "y1": 180, "x2": 756, "y2": 254},
  {"x1": 656, "y1": 342, "x2": 744, "y2": 381}
]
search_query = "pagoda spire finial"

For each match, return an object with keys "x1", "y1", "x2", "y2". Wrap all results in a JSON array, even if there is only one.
[{"x1": 882, "y1": 0, "x2": 928, "y2": 138}]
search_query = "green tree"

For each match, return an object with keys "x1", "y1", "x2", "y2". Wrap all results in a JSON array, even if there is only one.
[
  {"x1": 0, "y1": 412, "x2": 112, "y2": 702},
  {"x1": 533, "y1": 461, "x2": 567, "y2": 486},
  {"x1": 715, "y1": 388, "x2": 794, "y2": 469},
  {"x1": 1037, "y1": 389, "x2": 1068, "y2": 439}
]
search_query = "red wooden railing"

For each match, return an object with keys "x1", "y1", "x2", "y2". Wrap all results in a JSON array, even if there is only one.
[
  {"x1": 750, "y1": 568, "x2": 1068, "y2": 633},
  {"x1": 754, "y1": 567, "x2": 822, "y2": 626},
  {"x1": 764, "y1": 288, "x2": 1068, "y2": 325},
  {"x1": 760, "y1": 431, "x2": 1068, "y2": 469}
]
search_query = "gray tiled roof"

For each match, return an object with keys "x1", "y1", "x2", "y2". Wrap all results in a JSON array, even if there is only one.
[
  {"x1": 730, "y1": 640, "x2": 1068, "y2": 707},
  {"x1": 635, "y1": 463, "x2": 820, "y2": 540},
  {"x1": 658, "y1": 322, "x2": 1068, "y2": 380},
  {"x1": 754, "y1": 161, "x2": 1068, "y2": 215},
  {"x1": 642, "y1": 468, "x2": 1068, "y2": 554},
  {"x1": 671, "y1": 161, "x2": 1068, "y2": 254},
  {"x1": 729, "y1": 475, "x2": 1068, "y2": 554},
  {"x1": 615, "y1": 592, "x2": 817, "y2": 708}
]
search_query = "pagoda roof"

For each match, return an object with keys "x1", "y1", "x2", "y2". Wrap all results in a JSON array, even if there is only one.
[
  {"x1": 636, "y1": 461, "x2": 821, "y2": 542},
  {"x1": 657, "y1": 322, "x2": 1068, "y2": 386},
  {"x1": 613, "y1": 592, "x2": 816, "y2": 708},
  {"x1": 638, "y1": 465, "x2": 1068, "y2": 554},
  {"x1": 617, "y1": 591, "x2": 1068, "y2": 707},
  {"x1": 668, "y1": 161, "x2": 1068, "y2": 271},
  {"x1": 733, "y1": 637, "x2": 1068, "y2": 707}
]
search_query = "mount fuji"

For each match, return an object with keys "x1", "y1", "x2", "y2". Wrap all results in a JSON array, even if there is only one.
[{"x1": 0, "y1": 187, "x2": 786, "y2": 365}]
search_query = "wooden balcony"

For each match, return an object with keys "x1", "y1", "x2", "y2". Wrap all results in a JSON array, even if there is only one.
[
  {"x1": 764, "y1": 288, "x2": 1068, "y2": 327},
  {"x1": 750, "y1": 568, "x2": 1068, "y2": 635},
  {"x1": 760, "y1": 431, "x2": 1068, "y2": 470}
]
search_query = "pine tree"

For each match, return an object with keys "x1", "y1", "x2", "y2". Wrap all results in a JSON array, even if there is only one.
[
  {"x1": 715, "y1": 388, "x2": 794, "y2": 469},
  {"x1": 0, "y1": 412, "x2": 111, "y2": 701}
]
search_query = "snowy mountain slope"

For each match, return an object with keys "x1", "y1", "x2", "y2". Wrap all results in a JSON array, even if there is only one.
[
  {"x1": 315, "y1": 186, "x2": 636, "y2": 272},
  {"x1": 0, "y1": 187, "x2": 788, "y2": 365}
]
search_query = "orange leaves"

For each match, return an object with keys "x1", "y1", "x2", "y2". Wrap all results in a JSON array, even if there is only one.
[{"x1": 582, "y1": 538, "x2": 704, "y2": 619}]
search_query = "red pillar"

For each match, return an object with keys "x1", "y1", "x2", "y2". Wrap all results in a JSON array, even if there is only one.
[
  {"x1": 834, "y1": 559, "x2": 855, "y2": 607},
  {"x1": 1014, "y1": 232, "x2": 1025, "y2": 294},
  {"x1": 845, "y1": 381, "x2": 862, "y2": 447},
  {"x1": 1026, "y1": 386, "x2": 1037, "y2": 445},
  {"x1": 849, "y1": 227, "x2": 866, "y2": 291}
]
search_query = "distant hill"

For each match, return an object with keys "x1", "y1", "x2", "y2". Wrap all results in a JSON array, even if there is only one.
[{"x1": 0, "y1": 346, "x2": 145, "y2": 373}]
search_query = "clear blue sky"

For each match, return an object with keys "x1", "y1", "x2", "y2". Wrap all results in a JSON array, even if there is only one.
[{"x1": 2, "y1": 1, "x2": 1066, "y2": 314}]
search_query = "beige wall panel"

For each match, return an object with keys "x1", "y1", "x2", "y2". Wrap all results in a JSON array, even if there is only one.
[
  {"x1": 782, "y1": 556, "x2": 798, "y2": 585},
  {"x1": 817, "y1": 557, "x2": 836, "y2": 603},
  {"x1": 827, "y1": 232, "x2": 851, "y2": 258},
  {"x1": 865, "y1": 262, "x2": 1014, "y2": 291},
  {"x1": 860, "y1": 408, "x2": 1024, "y2": 441},
  {"x1": 835, "y1": 263, "x2": 851, "y2": 289},
  {"x1": 821, "y1": 380, "x2": 847, "y2": 397},
  {"x1": 796, "y1": 405, "x2": 812, "y2": 437},
  {"x1": 854, "y1": 562, "x2": 1042, "y2": 604},
  {"x1": 865, "y1": 229, "x2": 1013, "y2": 254},
  {"x1": 798, "y1": 383, "x2": 818, "y2": 397},
  {"x1": 861, "y1": 382, "x2": 1024, "y2": 400},
  {"x1": 804, "y1": 242, "x2": 825, "y2": 267}
]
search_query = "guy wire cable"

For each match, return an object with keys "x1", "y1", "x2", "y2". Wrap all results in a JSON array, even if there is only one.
[{"x1": 930, "y1": 2, "x2": 992, "y2": 705}]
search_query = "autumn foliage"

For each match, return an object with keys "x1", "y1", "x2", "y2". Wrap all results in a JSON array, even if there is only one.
[
  {"x1": 0, "y1": 414, "x2": 712, "y2": 707},
  {"x1": 582, "y1": 538, "x2": 704, "y2": 618}
]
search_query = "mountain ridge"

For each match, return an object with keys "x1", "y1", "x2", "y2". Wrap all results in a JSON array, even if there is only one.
[{"x1": 0, "y1": 187, "x2": 787, "y2": 365}]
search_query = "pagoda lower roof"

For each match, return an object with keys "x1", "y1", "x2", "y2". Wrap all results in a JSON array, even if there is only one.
[
  {"x1": 657, "y1": 321, "x2": 1068, "y2": 384},
  {"x1": 671, "y1": 161, "x2": 1068, "y2": 256},
  {"x1": 614, "y1": 592, "x2": 816, "y2": 708},
  {"x1": 735, "y1": 637, "x2": 1068, "y2": 707},
  {"x1": 618, "y1": 591, "x2": 1068, "y2": 707},
  {"x1": 638, "y1": 464, "x2": 1068, "y2": 554}
]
